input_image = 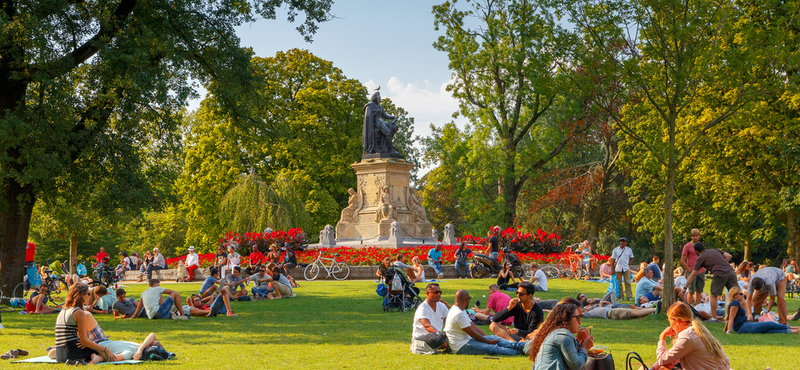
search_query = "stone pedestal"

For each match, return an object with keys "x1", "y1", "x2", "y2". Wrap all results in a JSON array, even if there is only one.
[{"x1": 334, "y1": 158, "x2": 433, "y2": 247}]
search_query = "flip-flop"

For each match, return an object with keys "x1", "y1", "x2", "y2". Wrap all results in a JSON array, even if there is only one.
[
  {"x1": 1, "y1": 349, "x2": 18, "y2": 360},
  {"x1": 15, "y1": 349, "x2": 28, "y2": 356}
]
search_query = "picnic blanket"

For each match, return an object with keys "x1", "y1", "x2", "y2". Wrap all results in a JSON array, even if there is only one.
[{"x1": 12, "y1": 356, "x2": 142, "y2": 365}]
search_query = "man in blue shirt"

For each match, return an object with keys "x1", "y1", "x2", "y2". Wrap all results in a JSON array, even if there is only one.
[
  {"x1": 427, "y1": 245, "x2": 443, "y2": 279},
  {"x1": 634, "y1": 267, "x2": 663, "y2": 305},
  {"x1": 647, "y1": 255, "x2": 662, "y2": 282}
]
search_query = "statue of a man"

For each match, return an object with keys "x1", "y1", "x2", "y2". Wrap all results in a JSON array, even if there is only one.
[{"x1": 363, "y1": 90, "x2": 399, "y2": 155}]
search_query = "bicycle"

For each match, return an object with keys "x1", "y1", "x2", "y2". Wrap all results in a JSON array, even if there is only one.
[
  {"x1": 553, "y1": 244, "x2": 585, "y2": 279},
  {"x1": 0, "y1": 285, "x2": 15, "y2": 313},
  {"x1": 303, "y1": 251, "x2": 351, "y2": 281},
  {"x1": 13, "y1": 265, "x2": 68, "y2": 307}
]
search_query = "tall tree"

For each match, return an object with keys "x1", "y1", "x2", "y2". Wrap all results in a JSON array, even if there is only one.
[
  {"x1": 433, "y1": 0, "x2": 589, "y2": 226},
  {"x1": 557, "y1": 0, "x2": 799, "y2": 308},
  {"x1": 0, "y1": 0, "x2": 332, "y2": 288}
]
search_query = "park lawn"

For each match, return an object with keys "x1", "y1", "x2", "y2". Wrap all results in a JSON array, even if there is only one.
[{"x1": 1, "y1": 278, "x2": 798, "y2": 369}]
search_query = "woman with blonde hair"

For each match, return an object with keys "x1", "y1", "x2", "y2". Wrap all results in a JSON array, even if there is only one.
[
  {"x1": 410, "y1": 256, "x2": 425, "y2": 282},
  {"x1": 53, "y1": 283, "x2": 115, "y2": 364},
  {"x1": 530, "y1": 298, "x2": 593, "y2": 369},
  {"x1": 725, "y1": 286, "x2": 800, "y2": 334},
  {"x1": 649, "y1": 302, "x2": 730, "y2": 370}
]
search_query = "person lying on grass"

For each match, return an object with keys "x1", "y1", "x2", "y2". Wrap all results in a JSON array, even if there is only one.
[
  {"x1": 187, "y1": 288, "x2": 238, "y2": 317},
  {"x1": 582, "y1": 302, "x2": 658, "y2": 320},
  {"x1": 25, "y1": 284, "x2": 56, "y2": 314},
  {"x1": 132, "y1": 279, "x2": 188, "y2": 320},
  {"x1": 489, "y1": 282, "x2": 543, "y2": 342},
  {"x1": 48, "y1": 322, "x2": 168, "y2": 363},
  {"x1": 724, "y1": 286, "x2": 800, "y2": 334},
  {"x1": 112, "y1": 289, "x2": 147, "y2": 319},
  {"x1": 648, "y1": 301, "x2": 730, "y2": 370},
  {"x1": 52, "y1": 283, "x2": 115, "y2": 364}
]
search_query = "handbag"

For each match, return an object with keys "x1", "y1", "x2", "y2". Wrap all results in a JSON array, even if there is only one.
[
  {"x1": 582, "y1": 352, "x2": 614, "y2": 370},
  {"x1": 625, "y1": 351, "x2": 649, "y2": 370}
]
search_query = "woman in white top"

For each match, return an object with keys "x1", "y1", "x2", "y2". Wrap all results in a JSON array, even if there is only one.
[
  {"x1": 226, "y1": 245, "x2": 241, "y2": 278},
  {"x1": 410, "y1": 256, "x2": 425, "y2": 282}
]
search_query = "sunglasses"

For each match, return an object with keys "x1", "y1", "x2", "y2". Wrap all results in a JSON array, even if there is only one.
[
  {"x1": 516, "y1": 291, "x2": 528, "y2": 296},
  {"x1": 429, "y1": 290, "x2": 442, "y2": 295}
]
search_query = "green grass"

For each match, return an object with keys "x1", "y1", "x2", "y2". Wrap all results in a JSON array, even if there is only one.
[{"x1": 1, "y1": 278, "x2": 798, "y2": 369}]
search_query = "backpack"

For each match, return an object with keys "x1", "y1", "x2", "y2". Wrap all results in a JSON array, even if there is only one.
[
  {"x1": 376, "y1": 283, "x2": 388, "y2": 297},
  {"x1": 391, "y1": 273, "x2": 402, "y2": 292}
]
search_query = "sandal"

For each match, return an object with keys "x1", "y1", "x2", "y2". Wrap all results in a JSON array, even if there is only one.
[
  {"x1": 15, "y1": 349, "x2": 28, "y2": 356},
  {"x1": 1, "y1": 350, "x2": 18, "y2": 360}
]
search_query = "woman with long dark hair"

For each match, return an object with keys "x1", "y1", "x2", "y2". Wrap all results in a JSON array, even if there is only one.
[
  {"x1": 497, "y1": 262, "x2": 518, "y2": 290},
  {"x1": 530, "y1": 298, "x2": 593, "y2": 369},
  {"x1": 54, "y1": 284, "x2": 114, "y2": 364}
]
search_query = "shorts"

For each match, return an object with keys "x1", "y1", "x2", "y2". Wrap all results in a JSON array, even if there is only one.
[
  {"x1": 275, "y1": 282, "x2": 293, "y2": 296},
  {"x1": 55, "y1": 342, "x2": 97, "y2": 363},
  {"x1": 182, "y1": 305, "x2": 193, "y2": 314},
  {"x1": 686, "y1": 270, "x2": 705, "y2": 293},
  {"x1": 710, "y1": 270, "x2": 738, "y2": 297},
  {"x1": 644, "y1": 292, "x2": 657, "y2": 302},
  {"x1": 609, "y1": 308, "x2": 633, "y2": 320}
]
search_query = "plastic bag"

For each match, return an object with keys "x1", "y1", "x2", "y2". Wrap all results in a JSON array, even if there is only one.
[{"x1": 392, "y1": 273, "x2": 402, "y2": 291}]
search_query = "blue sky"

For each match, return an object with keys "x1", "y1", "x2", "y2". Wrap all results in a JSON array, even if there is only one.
[{"x1": 225, "y1": 1, "x2": 467, "y2": 140}]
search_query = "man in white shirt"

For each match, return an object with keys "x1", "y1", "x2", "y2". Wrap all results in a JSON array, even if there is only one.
[
  {"x1": 444, "y1": 289, "x2": 525, "y2": 356},
  {"x1": 528, "y1": 263, "x2": 548, "y2": 292},
  {"x1": 410, "y1": 283, "x2": 451, "y2": 354},
  {"x1": 609, "y1": 237, "x2": 634, "y2": 301},
  {"x1": 184, "y1": 246, "x2": 200, "y2": 282}
]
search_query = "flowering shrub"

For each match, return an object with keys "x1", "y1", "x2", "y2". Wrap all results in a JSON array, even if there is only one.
[
  {"x1": 165, "y1": 245, "x2": 609, "y2": 268},
  {"x1": 459, "y1": 227, "x2": 563, "y2": 255}
]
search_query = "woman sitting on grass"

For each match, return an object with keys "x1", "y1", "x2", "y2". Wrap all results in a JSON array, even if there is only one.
[
  {"x1": 530, "y1": 298, "x2": 593, "y2": 370},
  {"x1": 496, "y1": 262, "x2": 518, "y2": 290},
  {"x1": 724, "y1": 286, "x2": 800, "y2": 334},
  {"x1": 410, "y1": 256, "x2": 425, "y2": 283},
  {"x1": 49, "y1": 313, "x2": 167, "y2": 362},
  {"x1": 649, "y1": 302, "x2": 730, "y2": 370},
  {"x1": 53, "y1": 284, "x2": 115, "y2": 364}
]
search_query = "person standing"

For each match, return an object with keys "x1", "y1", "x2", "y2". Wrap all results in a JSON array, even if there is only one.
[
  {"x1": 684, "y1": 243, "x2": 733, "y2": 322},
  {"x1": 610, "y1": 237, "x2": 634, "y2": 301},
  {"x1": 427, "y1": 245, "x2": 443, "y2": 279},
  {"x1": 183, "y1": 247, "x2": 199, "y2": 282},
  {"x1": 25, "y1": 242, "x2": 36, "y2": 267},
  {"x1": 680, "y1": 229, "x2": 704, "y2": 305},
  {"x1": 95, "y1": 247, "x2": 109, "y2": 265}
]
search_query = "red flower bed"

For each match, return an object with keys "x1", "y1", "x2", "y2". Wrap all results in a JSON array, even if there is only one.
[{"x1": 165, "y1": 246, "x2": 609, "y2": 268}]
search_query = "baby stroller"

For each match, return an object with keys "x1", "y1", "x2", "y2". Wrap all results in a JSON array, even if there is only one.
[{"x1": 381, "y1": 266, "x2": 421, "y2": 312}]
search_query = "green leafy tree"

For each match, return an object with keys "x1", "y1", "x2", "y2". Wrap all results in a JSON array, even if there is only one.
[
  {"x1": 557, "y1": 0, "x2": 799, "y2": 308},
  {"x1": 0, "y1": 0, "x2": 332, "y2": 288},
  {"x1": 433, "y1": 0, "x2": 589, "y2": 227}
]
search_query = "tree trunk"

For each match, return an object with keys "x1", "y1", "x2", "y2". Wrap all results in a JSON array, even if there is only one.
[
  {"x1": 502, "y1": 140, "x2": 518, "y2": 227},
  {"x1": 743, "y1": 239, "x2": 752, "y2": 262},
  {"x1": 0, "y1": 178, "x2": 36, "y2": 290},
  {"x1": 69, "y1": 232, "x2": 79, "y2": 275},
  {"x1": 662, "y1": 165, "x2": 676, "y2": 310},
  {"x1": 788, "y1": 209, "x2": 797, "y2": 260}
]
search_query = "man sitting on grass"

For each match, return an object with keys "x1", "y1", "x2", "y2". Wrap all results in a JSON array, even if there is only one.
[
  {"x1": 635, "y1": 266, "x2": 663, "y2": 305},
  {"x1": 112, "y1": 288, "x2": 146, "y2": 319},
  {"x1": 410, "y1": 283, "x2": 450, "y2": 354},
  {"x1": 489, "y1": 282, "x2": 543, "y2": 342},
  {"x1": 250, "y1": 265, "x2": 273, "y2": 299},
  {"x1": 444, "y1": 289, "x2": 525, "y2": 356},
  {"x1": 526, "y1": 263, "x2": 548, "y2": 292},
  {"x1": 188, "y1": 286, "x2": 238, "y2": 317},
  {"x1": 199, "y1": 267, "x2": 222, "y2": 298},
  {"x1": 471, "y1": 284, "x2": 513, "y2": 326},
  {"x1": 223, "y1": 266, "x2": 248, "y2": 299},
  {"x1": 267, "y1": 265, "x2": 294, "y2": 299},
  {"x1": 133, "y1": 279, "x2": 188, "y2": 320}
]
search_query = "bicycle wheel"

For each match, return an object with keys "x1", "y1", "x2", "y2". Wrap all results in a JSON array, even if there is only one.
[
  {"x1": 331, "y1": 262, "x2": 350, "y2": 280},
  {"x1": 304, "y1": 263, "x2": 320, "y2": 281},
  {"x1": 556, "y1": 261, "x2": 573, "y2": 279},
  {"x1": 48, "y1": 280, "x2": 68, "y2": 306},
  {"x1": 0, "y1": 306, "x2": 14, "y2": 313},
  {"x1": 12, "y1": 283, "x2": 31, "y2": 300},
  {"x1": 511, "y1": 266, "x2": 524, "y2": 279},
  {"x1": 540, "y1": 265, "x2": 560, "y2": 280}
]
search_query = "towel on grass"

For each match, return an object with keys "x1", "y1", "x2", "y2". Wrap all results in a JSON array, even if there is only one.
[{"x1": 12, "y1": 356, "x2": 142, "y2": 364}]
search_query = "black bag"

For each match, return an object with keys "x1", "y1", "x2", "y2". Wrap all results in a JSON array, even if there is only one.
[
  {"x1": 141, "y1": 346, "x2": 174, "y2": 361},
  {"x1": 625, "y1": 351, "x2": 648, "y2": 370},
  {"x1": 582, "y1": 352, "x2": 614, "y2": 370}
]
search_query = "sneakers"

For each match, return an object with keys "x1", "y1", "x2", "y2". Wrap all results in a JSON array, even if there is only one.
[
  {"x1": 437, "y1": 273, "x2": 444, "y2": 279},
  {"x1": 790, "y1": 307, "x2": 800, "y2": 321},
  {"x1": 171, "y1": 313, "x2": 188, "y2": 320},
  {"x1": 655, "y1": 300, "x2": 663, "y2": 314},
  {"x1": 705, "y1": 318, "x2": 718, "y2": 323}
]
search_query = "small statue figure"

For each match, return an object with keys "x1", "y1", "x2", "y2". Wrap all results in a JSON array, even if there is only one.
[
  {"x1": 319, "y1": 224, "x2": 335, "y2": 246},
  {"x1": 375, "y1": 186, "x2": 397, "y2": 222},
  {"x1": 443, "y1": 223, "x2": 456, "y2": 245},
  {"x1": 363, "y1": 89, "x2": 400, "y2": 156},
  {"x1": 407, "y1": 187, "x2": 428, "y2": 223},
  {"x1": 340, "y1": 188, "x2": 361, "y2": 223},
  {"x1": 431, "y1": 228, "x2": 439, "y2": 241}
]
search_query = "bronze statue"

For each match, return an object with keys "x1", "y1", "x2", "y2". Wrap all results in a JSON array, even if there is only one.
[{"x1": 363, "y1": 89, "x2": 402, "y2": 158}]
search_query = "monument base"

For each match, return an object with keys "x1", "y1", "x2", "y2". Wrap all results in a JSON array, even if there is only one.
[{"x1": 362, "y1": 152, "x2": 405, "y2": 160}]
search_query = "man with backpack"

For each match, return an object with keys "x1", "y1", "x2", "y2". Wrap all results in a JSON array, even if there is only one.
[{"x1": 609, "y1": 237, "x2": 634, "y2": 301}]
